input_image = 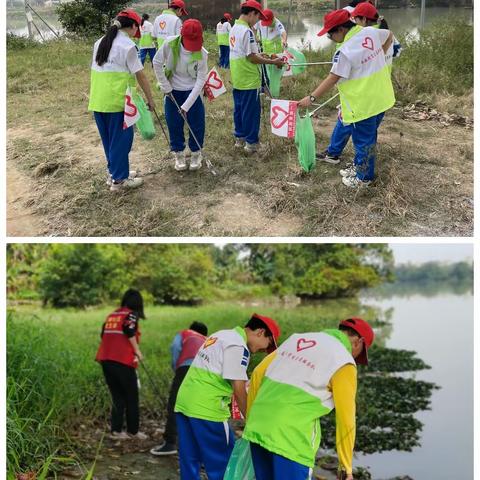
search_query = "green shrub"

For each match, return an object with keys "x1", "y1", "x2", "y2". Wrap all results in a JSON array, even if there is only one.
[
  {"x1": 56, "y1": 0, "x2": 131, "y2": 37},
  {"x1": 395, "y1": 18, "x2": 473, "y2": 98},
  {"x1": 6, "y1": 33, "x2": 40, "y2": 50}
]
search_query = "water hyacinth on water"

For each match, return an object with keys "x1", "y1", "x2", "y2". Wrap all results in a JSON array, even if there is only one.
[{"x1": 320, "y1": 346, "x2": 438, "y2": 454}]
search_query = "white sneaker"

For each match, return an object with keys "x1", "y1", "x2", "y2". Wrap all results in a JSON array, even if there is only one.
[
  {"x1": 130, "y1": 431, "x2": 148, "y2": 440},
  {"x1": 106, "y1": 170, "x2": 138, "y2": 186},
  {"x1": 189, "y1": 151, "x2": 202, "y2": 170},
  {"x1": 342, "y1": 175, "x2": 371, "y2": 188},
  {"x1": 234, "y1": 138, "x2": 246, "y2": 148},
  {"x1": 339, "y1": 165, "x2": 356, "y2": 177},
  {"x1": 109, "y1": 431, "x2": 130, "y2": 440},
  {"x1": 173, "y1": 151, "x2": 187, "y2": 171},
  {"x1": 110, "y1": 177, "x2": 144, "y2": 192},
  {"x1": 244, "y1": 143, "x2": 258, "y2": 155}
]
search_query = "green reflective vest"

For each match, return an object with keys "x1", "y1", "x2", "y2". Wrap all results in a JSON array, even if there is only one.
[
  {"x1": 175, "y1": 326, "x2": 249, "y2": 421},
  {"x1": 230, "y1": 19, "x2": 261, "y2": 90},
  {"x1": 243, "y1": 329, "x2": 355, "y2": 467},
  {"x1": 88, "y1": 34, "x2": 136, "y2": 112},
  {"x1": 335, "y1": 25, "x2": 395, "y2": 124}
]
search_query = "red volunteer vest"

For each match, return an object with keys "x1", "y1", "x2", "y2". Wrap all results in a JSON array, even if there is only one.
[
  {"x1": 95, "y1": 307, "x2": 141, "y2": 368},
  {"x1": 176, "y1": 329, "x2": 206, "y2": 369}
]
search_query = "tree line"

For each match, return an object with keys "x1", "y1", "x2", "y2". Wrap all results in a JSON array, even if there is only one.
[
  {"x1": 393, "y1": 261, "x2": 472, "y2": 284},
  {"x1": 7, "y1": 244, "x2": 394, "y2": 308}
]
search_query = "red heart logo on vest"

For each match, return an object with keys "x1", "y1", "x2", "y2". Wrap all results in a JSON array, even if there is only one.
[
  {"x1": 271, "y1": 105, "x2": 290, "y2": 129},
  {"x1": 296, "y1": 338, "x2": 317, "y2": 352},
  {"x1": 124, "y1": 94, "x2": 137, "y2": 117},
  {"x1": 362, "y1": 36, "x2": 374, "y2": 51},
  {"x1": 206, "y1": 70, "x2": 223, "y2": 90},
  {"x1": 230, "y1": 36, "x2": 235, "y2": 48},
  {"x1": 160, "y1": 21, "x2": 166, "y2": 30}
]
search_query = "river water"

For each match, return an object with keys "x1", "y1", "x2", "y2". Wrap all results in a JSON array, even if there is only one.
[
  {"x1": 7, "y1": 5, "x2": 473, "y2": 45},
  {"x1": 355, "y1": 287, "x2": 473, "y2": 479}
]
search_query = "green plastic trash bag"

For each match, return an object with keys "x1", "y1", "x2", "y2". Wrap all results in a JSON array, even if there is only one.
[
  {"x1": 133, "y1": 91, "x2": 156, "y2": 140},
  {"x1": 287, "y1": 47, "x2": 307, "y2": 75},
  {"x1": 294, "y1": 111, "x2": 316, "y2": 172},
  {"x1": 224, "y1": 438, "x2": 255, "y2": 480},
  {"x1": 266, "y1": 64, "x2": 284, "y2": 98}
]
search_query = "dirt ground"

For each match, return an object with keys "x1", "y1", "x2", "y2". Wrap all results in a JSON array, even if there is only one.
[
  {"x1": 6, "y1": 104, "x2": 473, "y2": 237},
  {"x1": 61, "y1": 420, "x2": 338, "y2": 480}
]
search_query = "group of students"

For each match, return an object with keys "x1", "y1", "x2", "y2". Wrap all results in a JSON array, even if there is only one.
[
  {"x1": 96, "y1": 289, "x2": 375, "y2": 480},
  {"x1": 87, "y1": 0, "x2": 397, "y2": 191}
]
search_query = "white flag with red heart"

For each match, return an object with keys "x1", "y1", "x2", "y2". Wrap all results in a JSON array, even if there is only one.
[
  {"x1": 270, "y1": 99, "x2": 297, "y2": 138},
  {"x1": 281, "y1": 49, "x2": 295, "y2": 77},
  {"x1": 204, "y1": 67, "x2": 227, "y2": 101},
  {"x1": 123, "y1": 86, "x2": 140, "y2": 129}
]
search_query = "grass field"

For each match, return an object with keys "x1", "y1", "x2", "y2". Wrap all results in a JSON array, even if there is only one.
[{"x1": 6, "y1": 21, "x2": 473, "y2": 237}]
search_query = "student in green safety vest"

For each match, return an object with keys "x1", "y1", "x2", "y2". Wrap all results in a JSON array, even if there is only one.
[
  {"x1": 138, "y1": 14, "x2": 156, "y2": 66},
  {"x1": 216, "y1": 13, "x2": 233, "y2": 68},
  {"x1": 153, "y1": 19, "x2": 208, "y2": 171},
  {"x1": 88, "y1": 9, "x2": 155, "y2": 192},
  {"x1": 174, "y1": 313, "x2": 281, "y2": 480},
  {"x1": 298, "y1": 9, "x2": 395, "y2": 188},
  {"x1": 230, "y1": 0, "x2": 285, "y2": 154},
  {"x1": 317, "y1": 3, "x2": 401, "y2": 178},
  {"x1": 243, "y1": 317, "x2": 375, "y2": 480},
  {"x1": 153, "y1": 0, "x2": 187, "y2": 48},
  {"x1": 255, "y1": 9, "x2": 288, "y2": 55}
]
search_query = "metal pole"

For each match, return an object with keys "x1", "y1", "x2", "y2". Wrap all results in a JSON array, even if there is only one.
[
  {"x1": 420, "y1": 0, "x2": 426, "y2": 29},
  {"x1": 308, "y1": 92, "x2": 340, "y2": 117},
  {"x1": 287, "y1": 0, "x2": 292, "y2": 32},
  {"x1": 25, "y1": 1, "x2": 33, "y2": 39},
  {"x1": 25, "y1": 1, "x2": 60, "y2": 38}
]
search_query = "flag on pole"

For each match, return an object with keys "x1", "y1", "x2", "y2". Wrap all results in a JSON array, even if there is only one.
[
  {"x1": 204, "y1": 67, "x2": 227, "y2": 100},
  {"x1": 282, "y1": 47, "x2": 307, "y2": 77},
  {"x1": 124, "y1": 86, "x2": 140, "y2": 129},
  {"x1": 270, "y1": 99, "x2": 297, "y2": 138}
]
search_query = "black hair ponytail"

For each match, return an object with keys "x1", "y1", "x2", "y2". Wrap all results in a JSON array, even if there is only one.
[
  {"x1": 379, "y1": 16, "x2": 389, "y2": 29},
  {"x1": 141, "y1": 13, "x2": 149, "y2": 26},
  {"x1": 96, "y1": 16, "x2": 137, "y2": 66}
]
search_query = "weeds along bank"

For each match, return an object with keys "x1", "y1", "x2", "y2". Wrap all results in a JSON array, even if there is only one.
[
  {"x1": 7, "y1": 301, "x2": 366, "y2": 475},
  {"x1": 7, "y1": 300, "x2": 439, "y2": 477}
]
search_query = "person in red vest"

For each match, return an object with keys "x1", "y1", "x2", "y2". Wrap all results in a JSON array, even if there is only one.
[
  {"x1": 96, "y1": 289, "x2": 148, "y2": 440},
  {"x1": 150, "y1": 321, "x2": 208, "y2": 456}
]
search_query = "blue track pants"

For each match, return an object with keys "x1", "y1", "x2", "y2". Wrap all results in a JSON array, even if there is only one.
[
  {"x1": 218, "y1": 45, "x2": 230, "y2": 68},
  {"x1": 94, "y1": 111, "x2": 133, "y2": 182},
  {"x1": 176, "y1": 413, "x2": 235, "y2": 480},
  {"x1": 164, "y1": 90, "x2": 205, "y2": 153},
  {"x1": 233, "y1": 88, "x2": 261, "y2": 145},
  {"x1": 139, "y1": 47, "x2": 156, "y2": 65},
  {"x1": 250, "y1": 442, "x2": 312, "y2": 480}
]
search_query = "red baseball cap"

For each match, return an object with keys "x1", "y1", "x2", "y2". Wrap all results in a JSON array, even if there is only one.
[
  {"x1": 117, "y1": 9, "x2": 142, "y2": 38},
  {"x1": 252, "y1": 313, "x2": 281, "y2": 353},
  {"x1": 181, "y1": 19, "x2": 203, "y2": 52},
  {"x1": 339, "y1": 317, "x2": 374, "y2": 365},
  {"x1": 170, "y1": 0, "x2": 188, "y2": 16},
  {"x1": 261, "y1": 9, "x2": 275, "y2": 26},
  {"x1": 224, "y1": 12, "x2": 233, "y2": 20},
  {"x1": 241, "y1": 0, "x2": 267, "y2": 21},
  {"x1": 317, "y1": 9, "x2": 351, "y2": 37},
  {"x1": 351, "y1": 2, "x2": 379, "y2": 20}
]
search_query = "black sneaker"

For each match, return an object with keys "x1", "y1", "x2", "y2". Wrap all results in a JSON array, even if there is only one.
[
  {"x1": 150, "y1": 442, "x2": 178, "y2": 456},
  {"x1": 316, "y1": 150, "x2": 340, "y2": 164}
]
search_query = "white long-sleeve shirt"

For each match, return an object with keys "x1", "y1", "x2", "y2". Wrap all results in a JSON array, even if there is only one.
[{"x1": 153, "y1": 36, "x2": 209, "y2": 112}]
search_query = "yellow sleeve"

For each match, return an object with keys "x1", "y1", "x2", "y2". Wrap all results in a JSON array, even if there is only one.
[
  {"x1": 330, "y1": 363, "x2": 357, "y2": 475},
  {"x1": 246, "y1": 351, "x2": 277, "y2": 418}
]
